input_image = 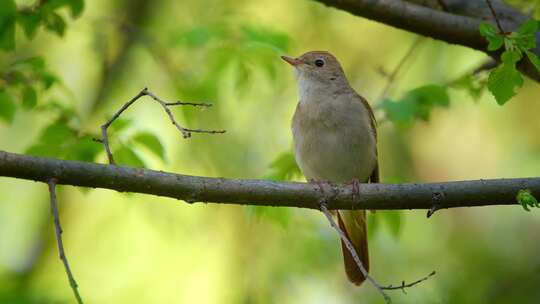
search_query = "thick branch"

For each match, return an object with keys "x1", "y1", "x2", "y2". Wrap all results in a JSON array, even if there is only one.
[
  {"x1": 1, "y1": 150, "x2": 537, "y2": 210},
  {"x1": 312, "y1": 0, "x2": 540, "y2": 82}
]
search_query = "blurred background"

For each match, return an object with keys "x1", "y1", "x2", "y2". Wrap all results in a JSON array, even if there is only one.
[{"x1": 1, "y1": 0, "x2": 540, "y2": 303}]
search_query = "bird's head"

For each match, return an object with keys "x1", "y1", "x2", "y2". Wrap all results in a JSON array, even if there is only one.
[{"x1": 281, "y1": 51, "x2": 348, "y2": 85}]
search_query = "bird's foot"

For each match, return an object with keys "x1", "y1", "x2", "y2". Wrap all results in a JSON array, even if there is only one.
[
  {"x1": 346, "y1": 178, "x2": 361, "y2": 203},
  {"x1": 345, "y1": 179, "x2": 375, "y2": 212},
  {"x1": 309, "y1": 179, "x2": 335, "y2": 208}
]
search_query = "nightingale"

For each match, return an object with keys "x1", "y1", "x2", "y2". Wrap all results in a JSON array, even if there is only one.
[{"x1": 281, "y1": 51, "x2": 378, "y2": 286}]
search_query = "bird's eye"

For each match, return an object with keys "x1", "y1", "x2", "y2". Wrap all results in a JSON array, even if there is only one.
[{"x1": 314, "y1": 59, "x2": 325, "y2": 67}]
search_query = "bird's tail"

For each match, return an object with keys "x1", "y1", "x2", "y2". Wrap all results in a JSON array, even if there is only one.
[{"x1": 337, "y1": 210, "x2": 369, "y2": 285}]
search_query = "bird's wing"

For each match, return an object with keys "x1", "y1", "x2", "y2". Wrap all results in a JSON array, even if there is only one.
[{"x1": 355, "y1": 93, "x2": 379, "y2": 183}]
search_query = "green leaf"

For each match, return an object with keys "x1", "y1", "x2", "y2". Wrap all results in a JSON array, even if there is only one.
[
  {"x1": 488, "y1": 35, "x2": 505, "y2": 51},
  {"x1": 409, "y1": 84, "x2": 450, "y2": 107},
  {"x1": 516, "y1": 189, "x2": 540, "y2": 212},
  {"x1": 367, "y1": 212, "x2": 379, "y2": 238},
  {"x1": 68, "y1": 0, "x2": 85, "y2": 18},
  {"x1": 510, "y1": 20, "x2": 539, "y2": 51},
  {"x1": 379, "y1": 98, "x2": 417, "y2": 126},
  {"x1": 40, "y1": 71, "x2": 58, "y2": 89},
  {"x1": 517, "y1": 19, "x2": 539, "y2": 36},
  {"x1": 114, "y1": 146, "x2": 145, "y2": 167},
  {"x1": 379, "y1": 84, "x2": 449, "y2": 126},
  {"x1": 0, "y1": 0, "x2": 16, "y2": 51},
  {"x1": 41, "y1": 0, "x2": 85, "y2": 18},
  {"x1": 525, "y1": 50, "x2": 540, "y2": 73},
  {"x1": 0, "y1": 89, "x2": 16, "y2": 123},
  {"x1": 22, "y1": 86, "x2": 38, "y2": 109},
  {"x1": 479, "y1": 23, "x2": 498, "y2": 37},
  {"x1": 382, "y1": 211, "x2": 402, "y2": 238},
  {"x1": 40, "y1": 121, "x2": 74, "y2": 143},
  {"x1": 132, "y1": 132, "x2": 166, "y2": 161},
  {"x1": 16, "y1": 10, "x2": 42, "y2": 39},
  {"x1": 245, "y1": 206, "x2": 291, "y2": 228},
  {"x1": 242, "y1": 26, "x2": 290, "y2": 52},
  {"x1": 109, "y1": 117, "x2": 132, "y2": 133},
  {"x1": 479, "y1": 22, "x2": 504, "y2": 51},
  {"x1": 15, "y1": 56, "x2": 46, "y2": 70},
  {"x1": 264, "y1": 151, "x2": 301, "y2": 181},
  {"x1": 65, "y1": 135, "x2": 101, "y2": 162},
  {"x1": 4, "y1": 70, "x2": 26, "y2": 85},
  {"x1": 44, "y1": 12, "x2": 66, "y2": 36},
  {"x1": 25, "y1": 121, "x2": 75, "y2": 157},
  {"x1": 172, "y1": 27, "x2": 214, "y2": 47},
  {"x1": 450, "y1": 74, "x2": 487, "y2": 101},
  {"x1": 487, "y1": 50, "x2": 524, "y2": 105}
]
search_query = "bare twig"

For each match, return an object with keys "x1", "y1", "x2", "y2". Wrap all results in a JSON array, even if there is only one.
[
  {"x1": 165, "y1": 101, "x2": 213, "y2": 107},
  {"x1": 473, "y1": 59, "x2": 497, "y2": 75},
  {"x1": 100, "y1": 87, "x2": 225, "y2": 164},
  {"x1": 47, "y1": 178, "x2": 84, "y2": 304},
  {"x1": 426, "y1": 205, "x2": 441, "y2": 218},
  {"x1": 377, "y1": 36, "x2": 424, "y2": 101},
  {"x1": 381, "y1": 271, "x2": 437, "y2": 293},
  {"x1": 320, "y1": 203, "x2": 392, "y2": 303},
  {"x1": 320, "y1": 203, "x2": 435, "y2": 302},
  {"x1": 485, "y1": 0, "x2": 505, "y2": 33}
]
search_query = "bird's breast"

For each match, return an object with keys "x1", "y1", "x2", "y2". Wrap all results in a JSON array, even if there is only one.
[{"x1": 291, "y1": 96, "x2": 376, "y2": 183}]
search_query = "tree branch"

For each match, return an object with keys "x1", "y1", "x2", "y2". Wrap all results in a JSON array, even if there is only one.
[
  {"x1": 311, "y1": 0, "x2": 540, "y2": 82},
  {"x1": 1, "y1": 150, "x2": 537, "y2": 210}
]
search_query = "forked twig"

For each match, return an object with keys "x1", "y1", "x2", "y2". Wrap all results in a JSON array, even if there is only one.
[
  {"x1": 100, "y1": 87, "x2": 225, "y2": 164},
  {"x1": 382, "y1": 271, "x2": 437, "y2": 294},
  {"x1": 47, "y1": 178, "x2": 84, "y2": 304},
  {"x1": 320, "y1": 204, "x2": 392, "y2": 303},
  {"x1": 320, "y1": 204, "x2": 436, "y2": 303}
]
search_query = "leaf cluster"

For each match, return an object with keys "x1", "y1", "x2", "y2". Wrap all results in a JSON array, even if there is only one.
[
  {"x1": 479, "y1": 20, "x2": 540, "y2": 105},
  {"x1": 0, "y1": 0, "x2": 84, "y2": 51},
  {"x1": 516, "y1": 189, "x2": 540, "y2": 211},
  {"x1": 0, "y1": 57, "x2": 58, "y2": 123}
]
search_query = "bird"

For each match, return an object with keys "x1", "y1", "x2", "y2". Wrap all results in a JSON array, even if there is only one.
[{"x1": 281, "y1": 51, "x2": 378, "y2": 286}]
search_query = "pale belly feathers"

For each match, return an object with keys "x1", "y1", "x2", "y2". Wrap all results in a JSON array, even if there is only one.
[{"x1": 291, "y1": 93, "x2": 377, "y2": 183}]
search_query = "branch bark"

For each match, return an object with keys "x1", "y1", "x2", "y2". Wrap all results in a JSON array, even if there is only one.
[
  {"x1": 1, "y1": 150, "x2": 537, "y2": 211},
  {"x1": 311, "y1": 0, "x2": 540, "y2": 82}
]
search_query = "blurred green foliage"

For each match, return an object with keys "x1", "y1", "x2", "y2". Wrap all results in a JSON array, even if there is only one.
[
  {"x1": 379, "y1": 84, "x2": 450, "y2": 127},
  {"x1": 1, "y1": 0, "x2": 84, "y2": 51},
  {"x1": 1, "y1": 0, "x2": 540, "y2": 303}
]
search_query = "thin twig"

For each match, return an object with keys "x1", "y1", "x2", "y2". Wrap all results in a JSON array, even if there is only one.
[
  {"x1": 381, "y1": 271, "x2": 437, "y2": 294},
  {"x1": 377, "y1": 36, "x2": 424, "y2": 101},
  {"x1": 165, "y1": 101, "x2": 213, "y2": 107},
  {"x1": 47, "y1": 178, "x2": 84, "y2": 304},
  {"x1": 320, "y1": 204, "x2": 392, "y2": 303},
  {"x1": 100, "y1": 87, "x2": 225, "y2": 164},
  {"x1": 472, "y1": 59, "x2": 497, "y2": 75},
  {"x1": 485, "y1": 0, "x2": 505, "y2": 33}
]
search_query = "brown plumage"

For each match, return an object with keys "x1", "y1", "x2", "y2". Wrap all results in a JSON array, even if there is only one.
[{"x1": 282, "y1": 51, "x2": 378, "y2": 285}]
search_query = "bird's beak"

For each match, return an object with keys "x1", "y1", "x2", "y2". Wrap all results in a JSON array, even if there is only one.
[{"x1": 281, "y1": 55, "x2": 303, "y2": 66}]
